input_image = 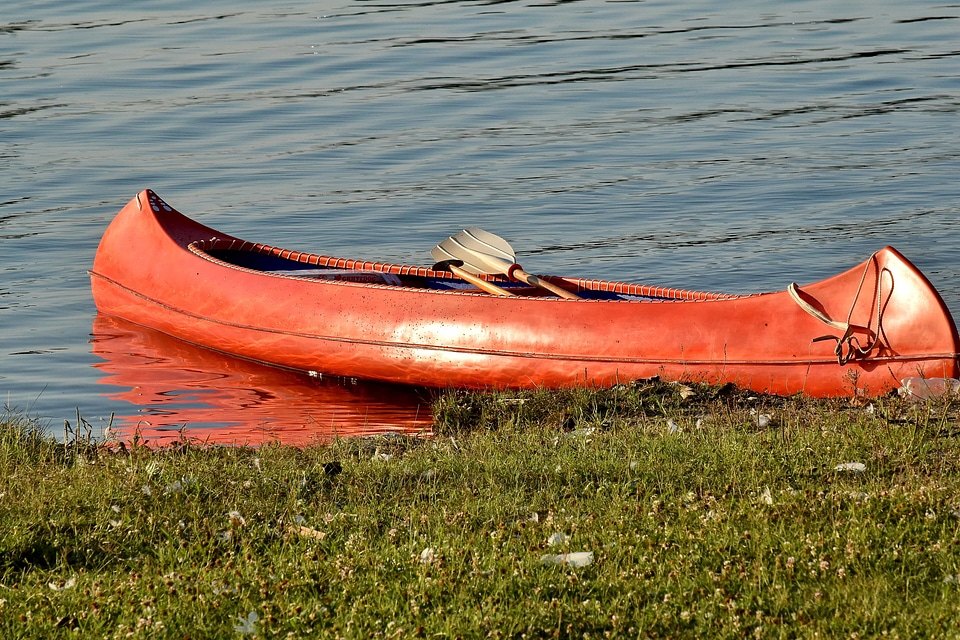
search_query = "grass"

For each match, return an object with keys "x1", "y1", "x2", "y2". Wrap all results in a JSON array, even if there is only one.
[{"x1": 2, "y1": 380, "x2": 960, "y2": 638}]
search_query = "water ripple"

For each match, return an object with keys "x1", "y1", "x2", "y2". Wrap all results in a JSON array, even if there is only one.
[{"x1": 2, "y1": 0, "x2": 958, "y2": 430}]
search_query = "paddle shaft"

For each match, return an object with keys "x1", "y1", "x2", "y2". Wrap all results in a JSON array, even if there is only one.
[
  {"x1": 511, "y1": 266, "x2": 580, "y2": 300},
  {"x1": 449, "y1": 264, "x2": 515, "y2": 297}
]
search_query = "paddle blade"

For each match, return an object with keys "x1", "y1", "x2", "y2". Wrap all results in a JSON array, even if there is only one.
[
  {"x1": 461, "y1": 227, "x2": 515, "y2": 261},
  {"x1": 430, "y1": 243, "x2": 485, "y2": 274},
  {"x1": 431, "y1": 228, "x2": 517, "y2": 276}
]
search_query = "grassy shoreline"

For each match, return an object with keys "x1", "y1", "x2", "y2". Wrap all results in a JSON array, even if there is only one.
[{"x1": 2, "y1": 381, "x2": 960, "y2": 638}]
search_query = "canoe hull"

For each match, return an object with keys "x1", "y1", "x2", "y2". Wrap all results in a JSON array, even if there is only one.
[{"x1": 90, "y1": 190, "x2": 960, "y2": 397}]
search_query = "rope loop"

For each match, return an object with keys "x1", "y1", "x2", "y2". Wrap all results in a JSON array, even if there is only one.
[{"x1": 788, "y1": 253, "x2": 890, "y2": 366}]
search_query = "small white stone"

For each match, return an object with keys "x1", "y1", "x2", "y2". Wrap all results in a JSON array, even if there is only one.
[{"x1": 834, "y1": 462, "x2": 866, "y2": 473}]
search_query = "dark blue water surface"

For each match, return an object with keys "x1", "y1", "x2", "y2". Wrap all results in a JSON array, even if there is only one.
[{"x1": 2, "y1": 0, "x2": 959, "y2": 442}]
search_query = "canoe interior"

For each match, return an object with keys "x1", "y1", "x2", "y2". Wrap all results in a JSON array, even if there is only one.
[{"x1": 204, "y1": 247, "x2": 729, "y2": 302}]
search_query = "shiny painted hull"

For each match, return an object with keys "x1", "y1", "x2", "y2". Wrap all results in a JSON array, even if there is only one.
[{"x1": 90, "y1": 190, "x2": 960, "y2": 397}]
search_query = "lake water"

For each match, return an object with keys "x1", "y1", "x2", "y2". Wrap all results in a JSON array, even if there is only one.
[{"x1": 3, "y1": 0, "x2": 959, "y2": 444}]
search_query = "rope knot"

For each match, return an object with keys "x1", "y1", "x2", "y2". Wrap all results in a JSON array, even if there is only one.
[{"x1": 788, "y1": 254, "x2": 890, "y2": 366}]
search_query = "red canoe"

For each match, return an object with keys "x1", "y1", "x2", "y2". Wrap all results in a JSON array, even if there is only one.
[{"x1": 90, "y1": 190, "x2": 960, "y2": 397}]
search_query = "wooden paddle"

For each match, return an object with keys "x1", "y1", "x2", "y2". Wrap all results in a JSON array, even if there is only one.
[
  {"x1": 432, "y1": 259, "x2": 515, "y2": 297},
  {"x1": 432, "y1": 228, "x2": 581, "y2": 300}
]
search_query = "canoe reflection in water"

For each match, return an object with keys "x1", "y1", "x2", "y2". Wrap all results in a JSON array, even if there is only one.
[{"x1": 90, "y1": 314, "x2": 434, "y2": 447}]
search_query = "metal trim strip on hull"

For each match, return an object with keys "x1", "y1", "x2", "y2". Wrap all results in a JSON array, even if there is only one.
[{"x1": 90, "y1": 271, "x2": 954, "y2": 369}]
